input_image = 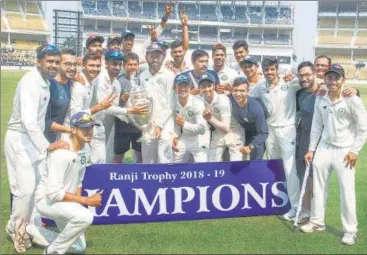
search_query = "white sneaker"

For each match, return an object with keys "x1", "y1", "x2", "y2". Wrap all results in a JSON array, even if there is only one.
[
  {"x1": 43, "y1": 245, "x2": 59, "y2": 254},
  {"x1": 14, "y1": 219, "x2": 27, "y2": 253},
  {"x1": 6, "y1": 224, "x2": 15, "y2": 242},
  {"x1": 341, "y1": 233, "x2": 356, "y2": 245},
  {"x1": 281, "y1": 208, "x2": 297, "y2": 221},
  {"x1": 300, "y1": 222, "x2": 325, "y2": 233}
]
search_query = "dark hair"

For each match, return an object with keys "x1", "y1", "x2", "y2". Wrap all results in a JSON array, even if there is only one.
[
  {"x1": 297, "y1": 61, "x2": 315, "y2": 72},
  {"x1": 82, "y1": 52, "x2": 101, "y2": 65},
  {"x1": 191, "y1": 49, "x2": 209, "y2": 63},
  {"x1": 60, "y1": 48, "x2": 76, "y2": 56},
  {"x1": 232, "y1": 77, "x2": 249, "y2": 88},
  {"x1": 212, "y1": 43, "x2": 226, "y2": 55},
  {"x1": 232, "y1": 40, "x2": 249, "y2": 51},
  {"x1": 36, "y1": 44, "x2": 60, "y2": 59},
  {"x1": 262, "y1": 58, "x2": 278, "y2": 70},
  {"x1": 170, "y1": 40, "x2": 183, "y2": 50},
  {"x1": 124, "y1": 52, "x2": 139, "y2": 64},
  {"x1": 314, "y1": 55, "x2": 331, "y2": 65}
]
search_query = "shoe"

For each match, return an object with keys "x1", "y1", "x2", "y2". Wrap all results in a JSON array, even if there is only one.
[
  {"x1": 43, "y1": 245, "x2": 59, "y2": 254},
  {"x1": 14, "y1": 218, "x2": 27, "y2": 253},
  {"x1": 341, "y1": 233, "x2": 356, "y2": 245},
  {"x1": 300, "y1": 222, "x2": 325, "y2": 233},
  {"x1": 296, "y1": 210, "x2": 310, "y2": 224},
  {"x1": 6, "y1": 224, "x2": 15, "y2": 242},
  {"x1": 281, "y1": 208, "x2": 297, "y2": 221}
]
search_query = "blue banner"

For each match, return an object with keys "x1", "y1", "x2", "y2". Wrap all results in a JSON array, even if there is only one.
[{"x1": 77, "y1": 160, "x2": 290, "y2": 225}]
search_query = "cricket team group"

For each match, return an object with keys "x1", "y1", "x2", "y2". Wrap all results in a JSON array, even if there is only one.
[{"x1": 4, "y1": 4, "x2": 367, "y2": 254}]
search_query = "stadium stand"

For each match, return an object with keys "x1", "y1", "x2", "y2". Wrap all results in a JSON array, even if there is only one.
[
  {"x1": 358, "y1": 18, "x2": 367, "y2": 28},
  {"x1": 4, "y1": 1, "x2": 20, "y2": 12},
  {"x1": 335, "y1": 31, "x2": 353, "y2": 45},
  {"x1": 21, "y1": 1, "x2": 39, "y2": 14},
  {"x1": 199, "y1": 4, "x2": 218, "y2": 21},
  {"x1": 338, "y1": 2, "x2": 357, "y2": 13},
  {"x1": 355, "y1": 56, "x2": 367, "y2": 62},
  {"x1": 318, "y1": 31, "x2": 336, "y2": 44},
  {"x1": 0, "y1": 49, "x2": 37, "y2": 67},
  {"x1": 26, "y1": 15, "x2": 45, "y2": 31},
  {"x1": 178, "y1": 3, "x2": 199, "y2": 20},
  {"x1": 278, "y1": 7, "x2": 292, "y2": 24},
  {"x1": 6, "y1": 14, "x2": 45, "y2": 31},
  {"x1": 1, "y1": 18, "x2": 8, "y2": 30},
  {"x1": 358, "y1": 68, "x2": 367, "y2": 80},
  {"x1": 344, "y1": 65, "x2": 357, "y2": 79},
  {"x1": 233, "y1": 6, "x2": 248, "y2": 22},
  {"x1": 338, "y1": 18, "x2": 355, "y2": 29},
  {"x1": 318, "y1": 2, "x2": 336, "y2": 12},
  {"x1": 265, "y1": 7, "x2": 278, "y2": 24},
  {"x1": 355, "y1": 31, "x2": 367, "y2": 46},
  {"x1": 221, "y1": 4, "x2": 234, "y2": 21},
  {"x1": 318, "y1": 18, "x2": 335, "y2": 28},
  {"x1": 249, "y1": 34, "x2": 262, "y2": 44},
  {"x1": 112, "y1": 1, "x2": 127, "y2": 16},
  {"x1": 330, "y1": 55, "x2": 351, "y2": 64}
]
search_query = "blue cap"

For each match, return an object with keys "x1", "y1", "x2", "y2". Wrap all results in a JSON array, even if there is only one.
[
  {"x1": 240, "y1": 56, "x2": 259, "y2": 66},
  {"x1": 157, "y1": 40, "x2": 169, "y2": 49},
  {"x1": 121, "y1": 29, "x2": 135, "y2": 39},
  {"x1": 146, "y1": 42, "x2": 163, "y2": 54},
  {"x1": 107, "y1": 34, "x2": 122, "y2": 45},
  {"x1": 174, "y1": 73, "x2": 192, "y2": 86},
  {"x1": 36, "y1": 44, "x2": 60, "y2": 59},
  {"x1": 325, "y1": 64, "x2": 345, "y2": 77},
  {"x1": 198, "y1": 72, "x2": 216, "y2": 85},
  {"x1": 70, "y1": 112, "x2": 98, "y2": 128},
  {"x1": 105, "y1": 50, "x2": 124, "y2": 61}
]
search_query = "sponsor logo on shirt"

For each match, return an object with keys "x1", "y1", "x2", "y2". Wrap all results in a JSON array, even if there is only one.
[{"x1": 281, "y1": 84, "x2": 289, "y2": 91}]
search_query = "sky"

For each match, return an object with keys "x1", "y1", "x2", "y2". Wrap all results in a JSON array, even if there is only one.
[{"x1": 44, "y1": 1, "x2": 318, "y2": 63}]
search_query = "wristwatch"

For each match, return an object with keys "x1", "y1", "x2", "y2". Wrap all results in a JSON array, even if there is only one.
[{"x1": 249, "y1": 144, "x2": 255, "y2": 151}]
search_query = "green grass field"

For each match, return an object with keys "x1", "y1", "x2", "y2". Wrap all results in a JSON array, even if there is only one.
[{"x1": 1, "y1": 70, "x2": 367, "y2": 254}]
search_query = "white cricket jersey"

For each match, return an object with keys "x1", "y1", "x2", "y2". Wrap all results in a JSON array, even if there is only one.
[
  {"x1": 309, "y1": 95, "x2": 367, "y2": 155},
  {"x1": 232, "y1": 63, "x2": 244, "y2": 76},
  {"x1": 7, "y1": 68, "x2": 50, "y2": 155},
  {"x1": 174, "y1": 95, "x2": 210, "y2": 145},
  {"x1": 212, "y1": 65, "x2": 239, "y2": 85},
  {"x1": 64, "y1": 72, "x2": 95, "y2": 126},
  {"x1": 203, "y1": 92, "x2": 231, "y2": 134},
  {"x1": 92, "y1": 68, "x2": 127, "y2": 138},
  {"x1": 35, "y1": 147, "x2": 89, "y2": 203},
  {"x1": 250, "y1": 78, "x2": 301, "y2": 127},
  {"x1": 140, "y1": 66, "x2": 175, "y2": 132}
]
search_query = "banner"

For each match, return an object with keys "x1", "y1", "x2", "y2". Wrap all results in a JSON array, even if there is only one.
[{"x1": 78, "y1": 160, "x2": 290, "y2": 225}]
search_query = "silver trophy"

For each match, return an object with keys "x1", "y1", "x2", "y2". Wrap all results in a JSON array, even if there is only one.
[{"x1": 126, "y1": 73, "x2": 154, "y2": 139}]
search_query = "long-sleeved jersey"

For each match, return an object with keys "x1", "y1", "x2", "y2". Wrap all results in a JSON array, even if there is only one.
[{"x1": 309, "y1": 95, "x2": 367, "y2": 155}]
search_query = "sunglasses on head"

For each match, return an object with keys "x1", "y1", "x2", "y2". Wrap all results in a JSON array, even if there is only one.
[{"x1": 37, "y1": 44, "x2": 60, "y2": 59}]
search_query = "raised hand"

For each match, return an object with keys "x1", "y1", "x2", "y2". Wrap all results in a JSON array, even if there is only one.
[{"x1": 179, "y1": 8, "x2": 188, "y2": 26}]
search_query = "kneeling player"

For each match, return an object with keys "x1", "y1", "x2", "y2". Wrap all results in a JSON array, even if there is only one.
[
  {"x1": 198, "y1": 72, "x2": 244, "y2": 161},
  {"x1": 23, "y1": 112, "x2": 103, "y2": 254},
  {"x1": 172, "y1": 74, "x2": 210, "y2": 162}
]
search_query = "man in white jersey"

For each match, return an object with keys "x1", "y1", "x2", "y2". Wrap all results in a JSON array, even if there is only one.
[
  {"x1": 250, "y1": 58, "x2": 301, "y2": 220},
  {"x1": 239, "y1": 57, "x2": 263, "y2": 91},
  {"x1": 4, "y1": 44, "x2": 69, "y2": 253},
  {"x1": 172, "y1": 73, "x2": 210, "y2": 162},
  {"x1": 24, "y1": 112, "x2": 104, "y2": 254},
  {"x1": 139, "y1": 43, "x2": 175, "y2": 163},
  {"x1": 199, "y1": 72, "x2": 244, "y2": 161},
  {"x1": 210, "y1": 43, "x2": 238, "y2": 95},
  {"x1": 302, "y1": 65, "x2": 367, "y2": 245},
  {"x1": 91, "y1": 50, "x2": 147, "y2": 163}
]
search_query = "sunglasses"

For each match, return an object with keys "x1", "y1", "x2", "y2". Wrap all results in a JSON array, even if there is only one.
[
  {"x1": 106, "y1": 51, "x2": 124, "y2": 60},
  {"x1": 37, "y1": 44, "x2": 60, "y2": 59}
]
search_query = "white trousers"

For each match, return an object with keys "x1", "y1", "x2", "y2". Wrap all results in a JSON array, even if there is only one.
[
  {"x1": 265, "y1": 125, "x2": 300, "y2": 209},
  {"x1": 35, "y1": 199, "x2": 93, "y2": 254},
  {"x1": 208, "y1": 131, "x2": 244, "y2": 162},
  {"x1": 142, "y1": 130, "x2": 173, "y2": 164},
  {"x1": 310, "y1": 142, "x2": 357, "y2": 234},
  {"x1": 4, "y1": 130, "x2": 44, "y2": 233},
  {"x1": 174, "y1": 135, "x2": 209, "y2": 163}
]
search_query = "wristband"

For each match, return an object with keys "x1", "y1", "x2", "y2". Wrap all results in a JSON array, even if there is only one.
[{"x1": 162, "y1": 16, "x2": 168, "y2": 22}]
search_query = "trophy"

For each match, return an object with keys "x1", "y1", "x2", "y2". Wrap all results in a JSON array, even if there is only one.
[{"x1": 125, "y1": 73, "x2": 154, "y2": 140}]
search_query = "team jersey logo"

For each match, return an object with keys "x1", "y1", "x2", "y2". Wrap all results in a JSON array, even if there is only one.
[
  {"x1": 112, "y1": 86, "x2": 117, "y2": 93},
  {"x1": 281, "y1": 84, "x2": 289, "y2": 91},
  {"x1": 187, "y1": 109, "x2": 194, "y2": 117},
  {"x1": 214, "y1": 107, "x2": 220, "y2": 113},
  {"x1": 221, "y1": 74, "x2": 228, "y2": 81},
  {"x1": 157, "y1": 77, "x2": 163, "y2": 85},
  {"x1": 323, "y1": 105, "x2": 327, "y2": 110},
  {"x1": 81, "y1": 155, "x2": 87, "y2": 165},
  {"x1": 337, "y1": 108, "x2": 346, "y2": 117}
]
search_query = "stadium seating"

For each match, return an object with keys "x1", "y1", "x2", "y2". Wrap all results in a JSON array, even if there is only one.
[
  {"x1": 355, "y1": 31, "x2": 367, "y2": 46},
  {"x1": 265, "y1": 7, "x2": 278, "y2": 24},
  {"x1": 249, "y1": 34, "x2": 262, "y2": 44},
  {"x1": 26, "y1": 15, "x2": 45, "y2": 31},
  {"x1": 318, "y1": 3, "x2": 336, "y2": 13},
  {"x1": 318, "y1": 31, "x2": 337, "y2": 44},
  {"x1": 21, "y1": 1, "x2": 39, "y2": 14},
  {"x1": 358, "y1": 68, "x2": 367, "y2": 80},
  {"x1": 0, "y1": 49, "x2": 37, "y2": 67},
  {"x1": 338, "y1": 2, "x2": 357, "y2": 13},
  {"x1": 330, "y1": 55, "x2": 351, "y2": 64},
  {"x1": 335, "y1": 31, "x2": 353, "y2": 45},
  {"x1": 200, "y1": 4, "x2": 218, "y2": 21},
  {"x1": 343, "y1": 65, "x2": 356, "y2": 79},
  {"x1": 12, "y1": 40, "x2": 41, "y2": 50},
  {"x1": 178, "y1": 3, "x2": 199, "y2": 20},
  {"x1": 221, "y1": 5, "x2": 234, "y2": 21},
  {"x1": 358, "y1": 18, "x2": 367, "y2": 28},
  {"x1": 318, "y1": 18, "x2": 335, "y2": 28},
  {"x1": 83, "y1": 0, "x2": 110, "y2": 16},
  {"x1": 278, "y1": 7, "x2": 292, "y2": 24},
  {"x1": 338, "y1": 18, "x2": 355, "y2": 28},
  {"x1": 7, "y1": 14, "x2": 28, "y2": 30},
  {"x1": 354, "y1": 56, "x2": 367, "y2": 62},
  {"x1": 4, "y1": 1, "x2": 20, "y2": 12},
  {"x1": 318, "y1": 31, "x2": 352, "y2": 45},
  {"x1": 112, "y1": 1, "x2": 127, "y2": 16},
  {"x1": 1, "y1": 18, "x2": 8, "y2": 30}
]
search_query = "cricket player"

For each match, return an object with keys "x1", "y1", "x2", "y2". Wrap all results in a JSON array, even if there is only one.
[
  {"x1": 165, "y1": 9, "x2": 190, "y2": 74},
  {"x1": 230, "y1": 77, "x2": 268, "y2": 160},
  {"x1": 91, "y1": 50, "x2": 147, "y2": 163},
  {"x1": 250, "y1": 58, "x2": 301, "y2": 220},
  {"x1": 172, "y1": 74, "x2": 210, "y2": 162},
  {"x1": 302, "y1": 65, "x2": 367, "y2": 245},
  {"x1": 24, "y1": 112, "x2": 103, "y2": 254},
  {"x1": 85, "y1": 35, "x2": 104, "y2": 58},
  {"x1": 231, "y1": 40, "x2": 249, "y2": 76},
  {"x1": 114, "y1": 52, "x2": 143, "y2": 163},
  {"x1": 198, "y1": 72, "x2": 244, "y2": 161},
  {"x1": 314, "y1": 55, "x2": 331, "y2": 80},
  {"x1": 106, "y1": 34, "x2": 122, "y2": 51},
  {"x1": 139, "y1": 43, "x2": 176, "y2": 163},
  {"x1": 44, "y1": 49, "x2": 77, "y2": 143},
  {"x1": 239, "y1": 56, "x2": 263, "y2": 91},
  {"x1": 181, "y1": 49, "x2": 220, "y2": 95},
  {"x1": 210, "y1": 43, "x2": 238, "y2": 95},
  {"x1": 4, "y1": 44, "x2": 69, "y2": 253}
]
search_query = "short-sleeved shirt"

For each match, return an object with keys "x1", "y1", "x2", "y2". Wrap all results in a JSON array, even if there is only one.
[{"x1": 44, "y1": 78, "x2": 71, "y2": 143}]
